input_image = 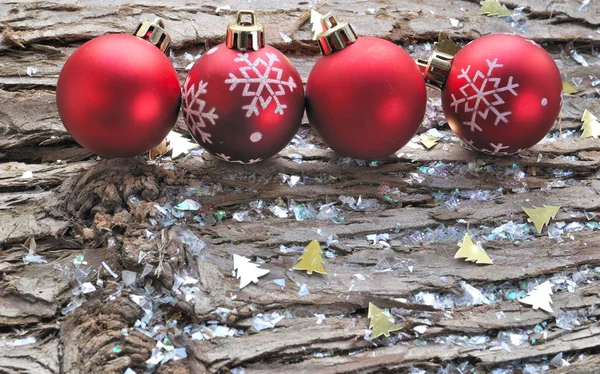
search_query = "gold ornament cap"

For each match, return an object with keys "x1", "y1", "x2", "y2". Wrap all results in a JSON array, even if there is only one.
[
  {"x1": 317, "y1": 13, "x2": 357, "y2": 55},
  {"x1": 226, "y1": 10, "x2": 265, "y2": 52},
  {"x1": 134, "y1": 18, "x2": 171, "y2": 53},
  {"x1": 416, "y1": 51, "x2": 454, "y2": 90}
]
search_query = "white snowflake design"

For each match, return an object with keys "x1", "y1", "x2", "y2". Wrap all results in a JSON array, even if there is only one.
[
  {"x1": 182, "y1": 76, "x2": 219, "y2": 144},
  {"x1": 225, "y1": 53, "x2": 297, "y2": 118},
  {"x1": 450, "y1": 58, "x2": 519, "y2": 132},
  {"x1": 215, "y1": 153, "x2": 262, "y2": 164},
  {"x1": 479, "y1": 142, "x2": 523, "y2": 156},
  {"x1": 480, "y1": 142, "x2": 510, "y2": 155}
]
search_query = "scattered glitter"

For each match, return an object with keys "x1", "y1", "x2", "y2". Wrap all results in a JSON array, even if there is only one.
[{"x1": 73, "y1": 255, "x2": 85, "y2": 268}]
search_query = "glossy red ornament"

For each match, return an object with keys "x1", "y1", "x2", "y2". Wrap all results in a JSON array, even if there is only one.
[
  {"x1": 182, "y1": 11, "x2": 304, "y2": 164},
  {"x1": 306, "y1": 15, "x2": 427, "y2": 160},
  {"x1": 56, "y1": 20, "x2": 181, "y2": 158},
  {"x1": 440, "y1": 34, "x2": 562, "y2": 155}
]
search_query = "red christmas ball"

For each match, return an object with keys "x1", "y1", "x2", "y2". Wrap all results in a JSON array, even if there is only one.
[
  {"x1": 306, "y1": 37, "x2": 427, "y2": 159},
  {"x1": 182, "y1": 44, "x2": 304, "y2": 164},
  {"x1": 441, "y1": 34, "x2": 562, "y2": 155},
  {"x1": 57, "y1": 33, "x2": 181, "y2": 158}
]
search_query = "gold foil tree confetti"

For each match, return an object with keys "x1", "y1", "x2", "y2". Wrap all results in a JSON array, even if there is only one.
[
  {"x1": 435, "y1": 32, "x2": 461, "y2": 56},
  {"x1": 233, "y1": 254, "x2": 270, "y2": 289},
  {"x1": 523, "y1": 205, "x2": 561, "y2": 233},
  {"x1": 582, "y1": 109, "x2": 596, "y2": 123},
  {"x1": 419, "y1": 134, "x2": 439, "y2": 149},
  {"x1": 562, "y1": 80, "x2": 578, "y2": 95},
  {"x1": 293, "y1": 240, "x2": 327, "y2": 275},
  {"x1": 519, "y1": 281, "x2": 554, "y2": 313},
  {"x1": 368, "y1": 303, "x2": 402, "y2": 339},
  {"x1": 455, "y1": 232, "x2": 493, "y2": 265},
  {"x1": 479, "y1": 0, "x2": 512, "y2": 17},
  {"x1": 580, "y1": 109, "x2": 600, "y2": 139},
  {"x1": 149, "y1": 138, "x2": 169, "y2": 160}
]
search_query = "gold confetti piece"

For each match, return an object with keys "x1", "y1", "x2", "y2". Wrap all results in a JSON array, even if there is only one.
[
  {"x1": 562, "y1": 80, "x2": 578, "y2": 95},
  {"x1": 368, "y1": 303, "x2": 402, "y2": 339},
  {"x1": 580, "y1": 109, "x2": 600, "y2": 139},
  {"x1": 233, "y1": 254, "x2": 270, "y2": 289},
  {"x1": 435, "y1": 32, "x2": 461, "y2": 56},
  {"x1": 523, "y1": 205, "x2": 561, "y2": 233},
  {"x1": 310, "y1": 9, "x2": 325, "y2": 40},
  {"x1": 454, "y1": 232, "x2": 474, "y2": 259},
  {"x1": 581, "y1": 120, "x2": 600, "y2": 139},
  {"x1": 479, "y1": 0, "x2": 512, "y2": 17},
  {"x1": 519, "y1": 281, "x2": 554, "y2": 313},
  {"x1": 367, "y1": 302, "x2": 382, "y2": 320},
  {"x1": 419, "y1": 134, "x2": 439, "y2": 149},
  {"x1": 293, "y1": 240, "x2": 327, "y2": 275},
  {"x1": 455, "y1": 232, "x2": 493, "y2": 265},
  {"x1": 581, "y1": 119, "x2": 600, "y2": 139},
  {"x1": 466, "y1": 244, "x2": 493, "y2": 264},
  {"x1": 149, "y1": 138, "x2": 169, "y2": 160},
  {"x1": 581, "y1": 109, "x2": 597, "y2": 123}
]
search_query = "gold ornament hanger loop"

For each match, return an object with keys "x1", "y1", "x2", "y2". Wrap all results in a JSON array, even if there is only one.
[
  {"x1": 416, "y1": 51, "x2": 454, "y2": 91},
  {"x1": 317, "y1": 13, "x2": 357, "y2": 56},
  {"x1": 134, "y1": 17, "x2": 171, "y2": 53},
  {"x1": 226, "y1": 10, "x2": 265, "y2": 52}
]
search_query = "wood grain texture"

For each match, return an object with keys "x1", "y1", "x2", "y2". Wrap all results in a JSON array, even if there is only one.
[{"x1": 1, "y1": 0, "x2": 599, "y2": 373}]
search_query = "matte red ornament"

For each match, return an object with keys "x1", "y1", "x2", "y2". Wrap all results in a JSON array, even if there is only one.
[
  {"x1": 182, "y1": 11, "x2": 304, "y2": 164},
  {"x1": 56, "y1": 19, "x2": 181, "y2": 158},
  {"x1": 306, "y1": 15, "x2": 427, "y2": 160},
  {"x1": 440, "y1": 34, "x2": 562, "y2": 155}
]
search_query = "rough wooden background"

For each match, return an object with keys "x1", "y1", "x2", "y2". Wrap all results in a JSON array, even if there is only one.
[{"x1": 1, "y1": 0, "x2": 600, "y2": 373}]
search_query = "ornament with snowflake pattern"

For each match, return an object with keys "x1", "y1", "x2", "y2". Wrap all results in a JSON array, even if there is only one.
[
  {"x1": 436, "y1": 34, "x2": 562, "y2": 155},
  {"x1": 181, "y1": 11, "x2": 304, "y2": 163}
]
